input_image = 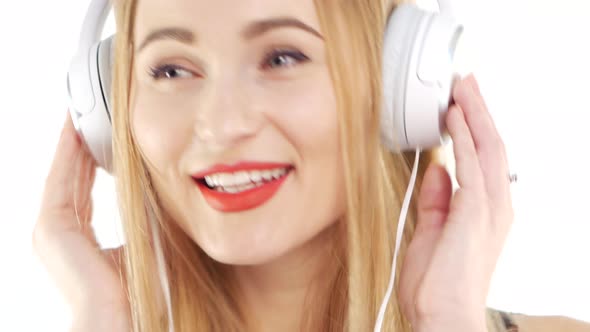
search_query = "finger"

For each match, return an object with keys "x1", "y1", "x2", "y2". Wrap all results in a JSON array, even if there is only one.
[
  {"x1": 102, "y1": 246, "x2": 128, "y2": 287},
  {"x1": 454, "y1": 75, "x2": 499, "y2": 148},
  {"x1": 399, "y1": 164, "x2": 452, "y2": 323},
  {"x1": 453, "y1": 75, "x2": 510, "y2": 208},
  {"x1": 103, "y1": 246, "x2": 125, "y2": 271},
  {"x1": 467, "y1": 76, "x2": 512, "y2": 207},
  {"x1": 51, "y1": 112, "x2": 83, "y2": 179},
  {"x1": 445, "y1": 103, "x2": 485, "y2": 192},
  {"x1": 39, "y1": 112, "x2": 97, "y2": 229},
  {"x1": 75, "y1": 141, "x2": 97, "y2": 220},
  {"x1": 36, "y1": 114, "x2": 96, "y2": 237}
]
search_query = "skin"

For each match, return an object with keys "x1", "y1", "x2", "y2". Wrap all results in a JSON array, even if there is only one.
[{"x1": 33, "y1": 1, "x2": 522, "y2": 331}]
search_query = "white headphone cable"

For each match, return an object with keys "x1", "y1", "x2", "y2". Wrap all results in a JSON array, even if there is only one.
[{"x1": 374, "y1": 148, "x2": 421, "y2": 332}]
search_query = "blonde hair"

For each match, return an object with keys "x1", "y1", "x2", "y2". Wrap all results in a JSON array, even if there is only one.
[{"x1": 112, "y1": 0, "x2": 443, "y2": 331}]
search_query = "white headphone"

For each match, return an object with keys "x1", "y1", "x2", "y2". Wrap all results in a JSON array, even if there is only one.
[
  {"x1": 67, "y1": 0, "x2": 463, "y2": 174},
  {"x1": 67, "y1": 0, "x2": 114, "y2": 171},
  {"x1": 382, "y1": 0, "x2": 462, "y2": 152}
]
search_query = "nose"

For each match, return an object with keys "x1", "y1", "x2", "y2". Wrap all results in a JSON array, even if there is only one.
[{"x1": 193, "y1": 73, "x2": 263, "y2": 149}]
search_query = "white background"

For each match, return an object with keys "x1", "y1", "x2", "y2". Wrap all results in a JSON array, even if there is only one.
[{"x1": 0, "y1": 0, "x2": 588, "y2": 330}]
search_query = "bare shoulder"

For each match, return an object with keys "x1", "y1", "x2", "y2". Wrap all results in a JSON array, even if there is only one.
[{"x1": 511, "y1": 313, "x2": 590, "y2": 332}]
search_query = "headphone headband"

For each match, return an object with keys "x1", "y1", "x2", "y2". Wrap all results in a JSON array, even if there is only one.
[
  {"x1": 437, "y1": 0, "x2": 454, "y2": 15},
  {"x1": 78, "y1": 0, "x2": 111, "y2": 50}
]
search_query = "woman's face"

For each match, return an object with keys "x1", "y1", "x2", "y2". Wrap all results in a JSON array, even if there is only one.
[{"x1": 132, "y1": 0, "x2": 345, "y2": 265}]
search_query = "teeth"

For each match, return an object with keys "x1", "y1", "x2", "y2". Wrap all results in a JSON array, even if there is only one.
[
  {"x1": 203, "y1": 167, "x2": 290, "y2": 190},
  {"x1": 223, "y1": 174, "x2": 230, "y2": 185},
  {"x1": 236, "y1": 171, "x2": 249, "y2": 184},
  {"x1": 250, "y1": 170, "x2": 262, "y2": 182},
  {"x1": 205, "y1": 176, "x2": 216, "y2": 187},
  {"x1": 261, "y1": 170, "x2": 274, "y2": 181},
  {"x1": 224, "y1": 186, "x2": 240, "y2": 194},
  {"x1": 272, "y1": 168, "x2": 286, "y2": 179},
  {"x1": 215, "y1": 182, "x2": 260, "y2": 193}
]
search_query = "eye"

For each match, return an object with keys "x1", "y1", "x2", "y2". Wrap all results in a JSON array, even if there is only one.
[
  {"x1": 148, "y1": 64, "x2": 195, "y2": 81},
  {"x1": 262, "y1": 49, "x2": 310, "y2": 70}
]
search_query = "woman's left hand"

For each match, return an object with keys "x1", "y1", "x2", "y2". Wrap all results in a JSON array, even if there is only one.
[{"x1": 398, "y1": 74, "x2": 514, "y2": 331}]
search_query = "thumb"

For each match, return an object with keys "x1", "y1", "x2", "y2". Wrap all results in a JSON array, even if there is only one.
[
  {"x1": 416, "y1": 163, "x2": 453, "y2": 232},
  {"x1": 399, "y1": 163, "x2": 453, "y2": 322}
]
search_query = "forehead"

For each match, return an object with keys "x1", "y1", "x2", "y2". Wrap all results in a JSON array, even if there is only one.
[{"x1": 134, "y1": 0, "x2": 321, "y2": 41}]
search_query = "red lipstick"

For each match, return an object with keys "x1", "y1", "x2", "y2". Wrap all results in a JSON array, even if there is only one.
[{"x1": 192, "y1": 161, "x2": 293, "y2": 212}]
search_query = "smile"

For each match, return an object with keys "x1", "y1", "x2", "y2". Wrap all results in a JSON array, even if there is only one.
[
  {"x1": 192, "y1": 162, "x2": 294, "y2": 212},
  {"x1": 203, "y1": 167, "x2": 289, "y2": 193}
]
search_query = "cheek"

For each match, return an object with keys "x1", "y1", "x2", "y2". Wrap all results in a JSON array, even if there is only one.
[
  {"x1": 131, "y1": 89, "x2": 198, "y2": 231},
  {"x1": 266, "y1": 71, "x2": 345, "y2": 215},
  {"x1": 265, "y1": 73, "x2": 340, "y2": 156},
  {"x1": 131, "y1": 89, "x2": 193, "y2": 173}
]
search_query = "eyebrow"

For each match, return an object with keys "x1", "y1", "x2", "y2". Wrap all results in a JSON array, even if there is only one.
[
  {"x1": 136, "y1": 17, "x2": 323, "y2": 53},
  {"x1": 137, "y1": 27, "x2": 195, "y2": 52},
  {"x1": 242, "y1": 17, "x2": 323, "y2": 40}
]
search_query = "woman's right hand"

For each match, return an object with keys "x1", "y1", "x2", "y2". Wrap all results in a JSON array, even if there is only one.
[{"x1": 32, "y1": 113, "x2": 130, "y2": 331}]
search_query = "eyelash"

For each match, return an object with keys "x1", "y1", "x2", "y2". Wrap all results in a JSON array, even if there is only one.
[{"x1": 148, "y1": 48, "x2": 310, "y2": 81}]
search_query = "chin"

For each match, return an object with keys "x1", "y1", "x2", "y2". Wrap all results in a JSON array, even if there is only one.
[
  {"x1": 196, "y1": 218, "x2": 339, "y2": 268},
  {"x1": 201, "y1": 239, "x2": 294, "y2": 266}
]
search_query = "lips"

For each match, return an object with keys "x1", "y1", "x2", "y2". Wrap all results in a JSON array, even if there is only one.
[{"x1": 192, "y1": 161, "x2": 293, "y2": 212}]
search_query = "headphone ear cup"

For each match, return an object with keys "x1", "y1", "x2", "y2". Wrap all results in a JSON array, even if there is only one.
[
  {"x1": 382, "y1": 5, "x2": 461, "y2": 153},
  {"x1": 67, "y1": 36, "x2": 114, "y2": 173},
  {"x1": 83, "y1": 36, "x2": 114, "y2": 172},
  {"x1": 97, "y1": 35, "x2": 115, "y2": 118},
  {"x1": 382, "y1": 4, "x2": 426, "y2": 152}
]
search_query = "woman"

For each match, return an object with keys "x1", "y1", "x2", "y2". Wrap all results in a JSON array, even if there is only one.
[{"x1": 33, "y1": 0, "x2": 590, "y2": 331}]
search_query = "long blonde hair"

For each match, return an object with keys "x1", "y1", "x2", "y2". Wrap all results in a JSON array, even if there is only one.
[{"x1": 112, "y1": 0, "x2": 442, "y2": 331}]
